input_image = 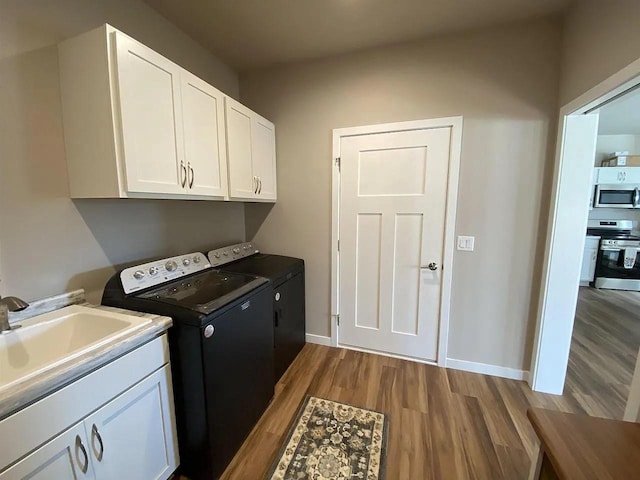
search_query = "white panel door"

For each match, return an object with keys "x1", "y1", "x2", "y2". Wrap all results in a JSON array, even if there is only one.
[
  {"x1": 0, "y1": 422, "x2": 94, "y2": 480},
  {"x1": 252, "y1": 116, "x2": 277, "y2": 200},
  {"x1": 114, "y1": 32, "x2": 185, "y2": 195},
  {"x1": 180, "y1": 71, "x2": 228, "y2": 197},
  {"x1": 225, "y1": 97, "x2": 256, "y2": 199},
  {"x1": 339, "y1": 128, "x2": 452, "y2": 361},
  {"x1": 86, "y1": 366, "x2": 178, "y2": 480}
]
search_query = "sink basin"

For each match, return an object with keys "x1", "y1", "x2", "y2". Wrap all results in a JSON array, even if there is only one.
[{"x1": 0, "y1": 305, "x2": 151, "y2": 392}]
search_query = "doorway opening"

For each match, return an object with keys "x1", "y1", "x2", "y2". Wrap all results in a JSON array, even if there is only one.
[{"x1": 531, "y1": 58, "x2": 640, "y2": 421}]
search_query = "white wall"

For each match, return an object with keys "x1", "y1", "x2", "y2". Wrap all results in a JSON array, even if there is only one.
[
  {"x1": 241, "y1": 18, "x2": 562, "y2": 370},
  {"x1": 0, "y1": 0, "x2": 243, "y2": 303},
  {"x1": 594, "y1": 135, "x2": 640, "y2": 166}
]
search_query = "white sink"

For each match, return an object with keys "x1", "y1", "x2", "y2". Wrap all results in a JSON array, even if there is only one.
[{"x1": 0, "y1": 305, "x2": 151, "y2": 392}]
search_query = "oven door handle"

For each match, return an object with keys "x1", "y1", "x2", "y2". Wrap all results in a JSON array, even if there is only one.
[{"x1": 634, "y1": 187, "x2": 639, "y2": 208}]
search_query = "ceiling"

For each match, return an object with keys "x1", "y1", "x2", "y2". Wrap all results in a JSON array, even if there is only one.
[
  {"x1": 598, "y1": 86, "x2": 640, "y2": 135},
  {"x1": 144, "y1": 0, "x2": 574, "y2": 71}
]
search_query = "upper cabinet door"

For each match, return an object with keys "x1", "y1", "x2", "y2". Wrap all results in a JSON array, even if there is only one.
[
  {"x1": 225, "y1": 97, "x2": 256, "y2": 199},
  {"x1": 114, "y1": 32, "x2": 185, "y2": 195},
  {"x1": 180, "y1": 71, "x2": 228, "y2": 198},
  {"x1": 597, "y1": 167, "x2": 640, "y2": 184},
  {"x1": 252, "y1": 116, "x2": 277, "y2": 201}
]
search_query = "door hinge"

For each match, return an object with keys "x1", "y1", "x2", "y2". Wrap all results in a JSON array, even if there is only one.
[
  {"x1": 335, "y1": 315, "x2": 340, "y2": 326},
  {"x1": 337, "y1": 239, "x2": 340, "y2": 252},
  {"x1": 335, "y1": 157, "x2": 341, "y2": 170}
]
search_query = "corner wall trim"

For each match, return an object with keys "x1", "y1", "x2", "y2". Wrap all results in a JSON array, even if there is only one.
[
  {"x1": 306, "y1": 334, "x2": 332, "y2": 346},
  {"x1": 446, "y1": 358, "x2": 528, "y2": 381}
]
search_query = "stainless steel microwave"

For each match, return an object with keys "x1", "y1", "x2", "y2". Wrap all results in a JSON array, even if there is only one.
[{"x1": 594, "y1": 184, "x2": 640, "y2": 208}]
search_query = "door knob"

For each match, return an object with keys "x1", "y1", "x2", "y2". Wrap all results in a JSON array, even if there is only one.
[{"x1": 426, "y1": 262, "x2": 438, "y2": 271}]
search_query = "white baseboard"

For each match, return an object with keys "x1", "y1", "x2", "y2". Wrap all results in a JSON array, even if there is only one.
[
  {"x1": 305, "y1": 333, "x2": 332, "y2": 346},
  {"x1": 445, "y1": 358, "x2": 528, "y2": 381}
]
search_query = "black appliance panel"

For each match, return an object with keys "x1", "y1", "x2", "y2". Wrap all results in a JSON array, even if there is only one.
[
  {"x1": 220, "y1": 254, "x2": 303, "y2": 287},
  {"x1": 595, "y1": 249, "x2": 640, "y2": 280},
  {"x1": 273, "y1": 272, "x2": 306, "y2": 381},
  {"x1": 137, "y1": 269, "x2": 267, "y2": 315},
  {"x1": 201, "y1": 288, "x2": 274, "y2": 479},
  {"x1": 222, "y1": 254, "x2": 306, "y2": 382}
]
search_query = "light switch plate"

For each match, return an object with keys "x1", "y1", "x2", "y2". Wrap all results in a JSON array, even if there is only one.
[{"x1": 457, "y1": 236, "x2": 475, "y2": 251}]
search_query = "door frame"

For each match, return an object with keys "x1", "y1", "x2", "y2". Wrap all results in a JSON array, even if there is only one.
[
  {"x1": 530, "y1": 57, "x2": 640, "y2": 394},
  {"x1": 331, "y1": 117, "x2": 463, "y2": 366}
]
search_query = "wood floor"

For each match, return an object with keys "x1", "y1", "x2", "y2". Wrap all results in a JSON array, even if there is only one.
[
  {"x1": 565, "y1": 287, "x2": 640, "y2": 420},
  {"x1": 213, "y1": 287, "x2": 640, "y2": 479}
]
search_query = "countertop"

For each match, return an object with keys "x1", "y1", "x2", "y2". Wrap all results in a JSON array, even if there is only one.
[
  {"x1": 0, "y1": 291, "x2": 172, "y2": 421},
  {"x1": 527, "y1": 407, "x2": 640, "y2": 480}
]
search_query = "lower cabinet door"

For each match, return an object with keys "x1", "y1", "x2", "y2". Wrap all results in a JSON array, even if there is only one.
[
  {"x1": 0, "y1": 422, "x2": 95, "y2": 480},
  {"x1": 86, "y1": 366, "x2": 179, "y2": 480}
]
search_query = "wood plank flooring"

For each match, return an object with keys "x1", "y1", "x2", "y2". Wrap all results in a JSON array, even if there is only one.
[
  {"x1": 565, "y1": 287, "x2": 640, "y2": 419},
  {"x1": 173, "y1": 287, "x2": 636, "y2": 479},
  {"x1": 217, "y1": 347, "x2": 561, "y2": 479}
]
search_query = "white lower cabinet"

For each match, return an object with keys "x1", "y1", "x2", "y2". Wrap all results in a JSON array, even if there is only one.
[
  {"x1": 0, "y1": 336, "x2": 178, "y2": 480},
  {"x1": 0, "y1": 422, "x2": 93, "y2": 480},
  {"x1": 85, "y1": 367, "x2": 177, "y2": 480},
  {"x1": 580, "y1": 235, "x2": 600, "y2": 285}
]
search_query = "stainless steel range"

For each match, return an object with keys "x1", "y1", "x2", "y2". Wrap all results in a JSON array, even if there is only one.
[{"x1": 587, "y1": 220, "x2": 640, "y2": 291}]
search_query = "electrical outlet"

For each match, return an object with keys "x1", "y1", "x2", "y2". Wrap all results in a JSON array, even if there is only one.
[{"x1": 457, "y1": 236, "x2": 475, "y2": 251}]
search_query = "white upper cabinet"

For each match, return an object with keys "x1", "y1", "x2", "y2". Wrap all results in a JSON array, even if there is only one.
[
  {"x1": 114, "y1": 32, "x2": 185, "y2": 195},
  {"x1": 252, "y1": 116, "x2": 277, "y2": 200},
  {"x1": 225, "y1": 97, "x2": 277, "y2": 202},
  {"x1": 180, "y1": 70, "x2": 228, "y2": 198},
  {"x1": 58, "y1": 25, "x2": 250, "y2": 201},
  {"x1": 595, "y1": 167, "x2": 640, "y2": 184}
]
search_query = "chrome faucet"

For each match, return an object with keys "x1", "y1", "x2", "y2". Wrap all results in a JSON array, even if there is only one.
[{"x1": 0, "y1": 295, "x2": 29, "y2": 333}]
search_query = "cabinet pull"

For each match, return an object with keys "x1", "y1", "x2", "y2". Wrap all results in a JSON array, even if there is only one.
[
  {"x1": 91, "y1": 424, "x2": 104, "y2": 461},
  {"x1": 188, "y1": 163, "x2": 194, "y2": 189},
  {"x1": 254, "y1": 176, "x2": 258, "y2": 194},
  {"x1": 180, "y1": 161, "x2": 187, "y2": 188},
  {"x1": 258, "y1": 176, "x2": 262, "y2": 195},
  {"x1": 75, "y1": 434, "x2": 89, "y2": 474}
]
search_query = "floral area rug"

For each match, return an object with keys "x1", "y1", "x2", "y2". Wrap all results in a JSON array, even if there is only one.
[{"x1": 267, "y1": 396, "x2": 388, "y2": 480}]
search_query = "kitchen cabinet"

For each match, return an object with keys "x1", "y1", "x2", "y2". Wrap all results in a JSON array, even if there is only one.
[
  {"x1": 580, "y1": 235, "x2": 600, "y2": 286},
  {"x1": 0, "y1": 336, "x2": 178, "y2": 480},
  {"x1": 59, "y1": 25, "x2": 229, "y2": 200},
  {"x1": 595, "y1": 167, "x2": 640, "y2": 185},
  {"x1": 225, "y1": 97, "x2": 277, "y2": 201}
]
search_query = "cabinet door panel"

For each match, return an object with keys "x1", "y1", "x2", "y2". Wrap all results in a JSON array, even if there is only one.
[
  {"x1": 597, "y1": 167, "x2": 640, "y2": 184},
  {"x1": 225, "y1": 98, "x2": 256, "y2": 199},
  {"x1": 86, "y1": 366, "x2": 178, "y2": 480},
  {"x1": 181, "y1": 71, "x2": 228, "y2": 197},
  {"x1": 0, "y1": 423, "x2": 94, "y2": 480},
  {"x1": 114, "y1": 32, "x2": 184, "y2": 195},
  {"x1": 252, "y1": 116, "x2": 277, "y2": 201}
]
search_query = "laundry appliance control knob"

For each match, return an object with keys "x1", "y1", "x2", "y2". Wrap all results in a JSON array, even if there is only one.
[{"x1": 165, "y1": 261, "x2": 178, "y2": 272}]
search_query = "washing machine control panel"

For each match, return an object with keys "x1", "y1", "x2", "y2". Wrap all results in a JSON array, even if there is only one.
[{"x1": 207, "y1": 242, "x2": 259, "y2": 267}]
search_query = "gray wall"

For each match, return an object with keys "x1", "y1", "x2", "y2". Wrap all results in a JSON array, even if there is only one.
[
  {"x1": 241, "y1": 18, "x2": 562, "y2": 370},
  {"x1": 560, "y1": 0, "x2": 640, "y2": 105},
  {"x1": 0, "y1": 0, "x2": 244, "y2": 303}
]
